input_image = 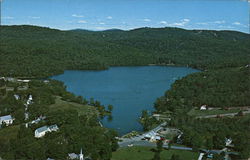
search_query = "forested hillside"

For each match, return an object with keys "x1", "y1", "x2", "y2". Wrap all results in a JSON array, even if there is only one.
[
  {"x1": 0, "y1": 79, "x2": 118, "y2": 159},
  {"x1": 0, "y1": 25, "x2": 249, "y2": 77},
  {"x1": 154, "y1": 66, "x2": 250, "y2": 111}
]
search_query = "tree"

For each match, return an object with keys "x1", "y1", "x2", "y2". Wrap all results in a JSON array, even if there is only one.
[
  {"x1": 107, "y1": 104, "x2": 113, "y2": 112},
  {"x1": 170, "y1": 154, "x2": 180, "y2": 160},
  {"x1": 205, "y1": 137, "x2": 213, "y2": 150},
  {"x1": 212, "y1": 134, "x2": 225, "y2": 149},
  {"x1": 152, "y1": 151, "x2": 161, "y2": 160},
  {"x1": 168, "y1": 141, "x2": 172, "y2": 150},
  {"x1": 213, "y1": 153, "x2": 224, "y2": 160},
  {"x1": 236, "y1": 110, "x2": 244, "y2": 116},
  {"x1": 156, "y1": 140, "x2": 163, "y2": 152},
  {"x1": 107, "y1": 115, "x2": 113, "y2": 122},
  {"x1": 191, "y1": 133, "x2": 203, "y2": 151},
  {"x1": 233, "y1": 133, "x2": 250, "y2": 159}
]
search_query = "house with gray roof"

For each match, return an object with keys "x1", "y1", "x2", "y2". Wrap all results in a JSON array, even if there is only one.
[
  {"x1": 0, "y1": 115, "x2": 14, "y2": 126},
  {"x1": 35, "y1": 124, "x2": 59, "y2": 138}
]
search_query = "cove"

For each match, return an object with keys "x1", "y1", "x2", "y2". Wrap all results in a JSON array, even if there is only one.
[{"x1": 51, "y1": 66, "x2": 198, "y2": 135}]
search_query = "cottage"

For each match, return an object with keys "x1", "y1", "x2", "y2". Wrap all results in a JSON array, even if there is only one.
[
  {"x1": 0, "y1": 115, "x2": 14, "y2": 126},
  {"x1": 14, "y1": 94, "x2": 20, "y2": 100},
  {"x1": 225, "y1": 138, "x2": 233, "y2": 147},
  {"x1": 28, "y1": 95, "x2": 33, "y2": 101},
  {"x1": 35, "y1": 124, "x2": 59, "y2": 138},
  {"x1": 68, "y1": 148, "x2": 85, "y2": 160},
  {"x1": 27, "y1": 95, "x2": 33, "y2": 105},
  {"x1": 30, "y1": 116, "x2": 46, "y2": 124},
  {"x1": 68, "y1": 153, "x2": 78, "y2": 160},
  {"x1": 48, "y1": 124, "x2": 59, "y2": 132},
  {"x1": 200, "y1": 105, "x2": 207, "y2": 110},
  {"x1": 17, "y1": 79, "x2": 30, "y2": 83},
  {"x1": 35, "y1": 126, "x2": 48, "y2": 138}
]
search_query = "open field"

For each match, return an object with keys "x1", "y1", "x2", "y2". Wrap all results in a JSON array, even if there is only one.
[
  {"x1": 49, "y1": 96, "x2": 98, "y2": 117},
  {"x1": 112, "y1": 146, "x2": 199, "y2": 160}
]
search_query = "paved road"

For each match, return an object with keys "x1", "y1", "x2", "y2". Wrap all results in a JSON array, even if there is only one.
[
  {"x1": 119, "y1": 140, "x2": 193, "y2": 151},
  {"x1": 196, "y1": 109, "x2": 250, "y2": 119}
]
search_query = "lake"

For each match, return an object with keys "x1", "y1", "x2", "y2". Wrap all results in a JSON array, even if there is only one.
[{"x1": 52, "y1": 66, "x2": 198, "y2": 135}]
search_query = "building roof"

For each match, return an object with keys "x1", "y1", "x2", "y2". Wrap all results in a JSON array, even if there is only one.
[
  {"x1": 68, "y1": 153, "x2": 78, "y2": 159},
  {"x1": 0, "y1": 115, "x2": 13, "y2": 121},
  {"x1": 35, "y1": 126, "x2": 48, "y2": 133},
  {"x1": 48, "y1": 124, "x2": 59, "y2": 130}
]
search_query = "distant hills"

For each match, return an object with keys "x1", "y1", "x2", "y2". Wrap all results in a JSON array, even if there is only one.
[{"x1": 0, "y1": 25, "x2": 249, "y2": 77}]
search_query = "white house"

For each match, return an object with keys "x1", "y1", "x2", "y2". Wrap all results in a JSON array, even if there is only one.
[
  {"x1": 17, "y1": 79, "x2": 30, "y2": 83},
  {"x1": 144, "y1": 131, "x2": 161, "y2": 142},
  {"x1": 14, "y1": 94, "x2": 20, "y2": 100},
  {"x1": 27, "y1": 95, "x2": 33, "y2": 105},
  {"x1": 28, "y1": 95, "x2": 33, "y2": 101},
  {"x1": 225, "y1": 138, "x2": 233, "y2": 147},
  {"x1": 200, "y1": 105, "x2": 207, "y2": 110},
  {"x1": 0, "y1": 115, "x2": 14, "y2": 126},
  {"x1": 35, "y1": 124, "x2": 59, "y2": 138},
  {"x1": 30, "y1": 116, "x2": 46, "y2": 124}
]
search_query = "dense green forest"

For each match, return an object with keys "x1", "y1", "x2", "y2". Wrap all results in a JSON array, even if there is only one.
[
  {"x1": 1, "y1": 25, "x2": 250, "y2": 159},
  {"x1": 150, "y1": 64, "x2": 250, "y2": 159},
  {"x1": 0, "y1": 25, "x2": 249, "y2": 77},
  {"x1": 154, "y1": 66, "x2": 250, "y2": 111},
  {"x1": 0, "y1": 80, "x2": 118, "y2": 159},
  {"x1": 169, "y1": 114, "x2": 250, "y2": 159}
]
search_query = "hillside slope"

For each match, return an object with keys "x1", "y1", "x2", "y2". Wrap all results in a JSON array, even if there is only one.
[{"x1": 0, "y1": 25, "x2": 249, "y2": 77}]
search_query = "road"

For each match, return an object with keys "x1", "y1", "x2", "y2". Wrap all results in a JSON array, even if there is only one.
[
  {"x1": 196, "y1": 109, "x2": 250, "y2": 119},
  {"x1": 119, "y1": 140, "x2": 193, "y2": 151}
]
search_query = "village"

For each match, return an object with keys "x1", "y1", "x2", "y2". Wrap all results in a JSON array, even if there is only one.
[
  {"x1": 0, "y1": 77, "x2": 93, "y2": 160},
  {"x1": 0, "y1": 76, "x2": 248, "y2": 160}
]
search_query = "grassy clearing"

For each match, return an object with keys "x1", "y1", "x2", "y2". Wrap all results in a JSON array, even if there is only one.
[
  {"x1": 188, "y1": 108, "x2": 240, "y2": 117},
  {"x1": 112, "y1": 146, "x2": 199, "y2": 160},
  {"x1": 49, "y1": 96, "x2": 98, "y2": 117}
]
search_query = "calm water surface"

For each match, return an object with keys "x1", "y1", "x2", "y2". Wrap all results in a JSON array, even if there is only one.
[{"x1": 52, "y1": 66, "x2": 198, "y2": 135}]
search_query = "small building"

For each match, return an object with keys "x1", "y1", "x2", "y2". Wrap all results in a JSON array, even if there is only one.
[
  {"x1": 6, "y1": 77, "x2": 16, "y2": 82},
  {"x1": 200, "y1": 105, "x2": 207, "y2": 110},
  {"x1": 68, "y1": 153, "x2": 79, "y2": 160},
  {"x1": 68, "y1": 148, "x2": 85, "y2": 160},
  {"x1": 27, "y1": 95, "x2": 33, "y2": 105},
  {"x1": 14, "y1": 94, "x2": 20, "y2": 100},
  {"x1": 43, "y1": 80, "x2": 50, "y2": 83},
  {"x1": 225, "y1": 138, "x2": 233, "y2": 147},
  {"x1": 30, "y1": 116, "x2": 46, "y2": 124},
  {"x1": 35, "y1": 124, "x2": 59, "y2": 138},
  {"x1": 28, "y1": 95, "x2": 33, "y2": 101},
  {"x1": 17, "y1": 79, "x2": 30, "y2": 83},
  {"x1": 48, "y1": 124, "x2": 59, "y2": 132},
  {"x1": 0, "y1": 115, "x2": 14, "y2": 126},
  {"x1": 25, "y1": 112, "x2": 29, "y2": 120},
  {"x1": 176, "y1": 134, "x2": 183, "y2": 144}
]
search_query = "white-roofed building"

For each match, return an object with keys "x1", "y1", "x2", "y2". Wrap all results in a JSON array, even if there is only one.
[
  {"x1": 200, "y1": 105, "x2": 207, "y2": 110},
  {"x1": 14, "y1": 94, "x2": 20, "y2": 100},
  {"x1": 0, "y1": 115, "x2": 14, "y2": 126},
  {"x1": 35, "y1": 124, "x2": 59, "y2": 138}
]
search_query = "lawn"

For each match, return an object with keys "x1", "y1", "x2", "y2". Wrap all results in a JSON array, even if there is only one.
[
  {"x1": 49, "y1": 96, "x2": 98, "y2": 117},
  {"x1": 187, "y1": 108, "x2": 240, "y2": 117},
  {"x1": 112, "y1": 146, "x2": 199, "y2": 160}
]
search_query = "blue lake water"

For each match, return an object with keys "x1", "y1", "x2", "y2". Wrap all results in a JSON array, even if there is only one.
[{"x1": 52, "y1": 66, "x2": 198, "y2": 135}]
